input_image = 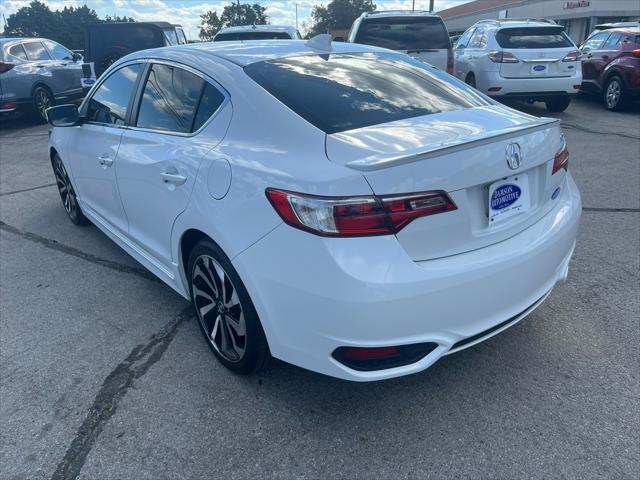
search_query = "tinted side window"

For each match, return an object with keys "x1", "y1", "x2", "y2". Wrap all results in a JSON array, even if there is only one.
[
  {"x1": 8, "y1": 44, "x2": 28, "y2": 60},
  {"x1": 23, "y1": 42, "x2": 51, "y2": 60},
  {"x1": 192, "y1": 84, "x2": 225, "y2": 131},
  {"x1": 468, "y1": 29, "x2": 486, "y2": 48},
  {"x1": 354, "y1": 17, "x2": 450, "y2": 50},
  {"x1": 136, "y1": 64, "x2": 205, "y2": 133},
  {"x1": 581, "y1": 32, "x2": 610, "y2": 50},
  {"x1": 601, "y1": 32, "x2": 622, "y2": 49},
  {"x1": 456, "y1": 27, "x2": 475, "y2": 49},
  {"x1": 87, "y1": 64, "x2": 141, "y2": 125},
  {"x1": 43, "y1": 40, "x2": 73, "y2": 60}
]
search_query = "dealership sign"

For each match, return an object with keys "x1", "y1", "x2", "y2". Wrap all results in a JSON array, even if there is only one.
[{"x1": 563, "y1": 0, "x2": 590, "y2": 8}]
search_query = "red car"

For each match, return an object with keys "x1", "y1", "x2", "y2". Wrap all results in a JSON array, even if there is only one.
[{"x1": 579, "y1": 27, "x2": 640, "y2": 110}]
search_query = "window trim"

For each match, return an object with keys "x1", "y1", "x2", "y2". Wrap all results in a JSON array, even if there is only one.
[
  {"x1": 6, "y1": 42, "x2": 28, "y2": 61},
  {"x1": 127, "y1": 58, "x2": 230, "y2": 138},
  {"x1": 79, "y1": 60, "x2": 145, "y2": 129}
]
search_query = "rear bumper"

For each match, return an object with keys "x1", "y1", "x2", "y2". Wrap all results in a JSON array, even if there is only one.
[
  {"x1": 478, "y1": 70, "x2": 582, "y2": 97},
  {"x1": 233, "y1": 173, "x2": 582, "y2": 381}
]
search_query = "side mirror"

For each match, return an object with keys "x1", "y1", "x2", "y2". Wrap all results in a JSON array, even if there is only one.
[
  {"x1": 72, "y1": 52, "x2": 83, "y2": 62},
  {"x1": 333, "y1": 36, "x2": 345, "y2": 42},
  {"x1": 47, "y1": 104, "x2": 81, "y2": 127}
]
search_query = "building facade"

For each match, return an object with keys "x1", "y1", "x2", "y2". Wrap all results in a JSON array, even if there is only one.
[{"x1": 438, "y1": 0, "x2": 639, "y2": 43}]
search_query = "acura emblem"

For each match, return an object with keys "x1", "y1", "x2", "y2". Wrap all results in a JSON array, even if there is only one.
[{"x1": 506, "y1": 143, "x2": 522, "y2": 170}]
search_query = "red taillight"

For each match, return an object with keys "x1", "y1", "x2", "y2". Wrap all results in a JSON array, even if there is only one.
[
  {"x1": 632, "y1": 49, "x2": 640, "y2": 58},
  {"x1": 553, "y1": 138, "x2": 569, "y2": 174},
  {"x1": 446, "y1": 49, "x2": 454, "y2": 74},
  {"x1": 562, "y1": 50, "x2": 581, "y2": 62},
  {"x1": 265, "y1": 188, "x2": 457, "y2": 237},
  {"x1": 0, "y1": 102, "x2": 17, "y2": 109},
  {"x1": 0, "y1": 61, "x2": 16, "y2": 74},
  {"x1": 488, "y1": 51, "x2": 519, "y2": 63}
]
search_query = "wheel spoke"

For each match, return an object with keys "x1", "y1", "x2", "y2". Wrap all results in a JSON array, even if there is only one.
[
  {"x1": 210, "y1": 314, "x2": 221, "y2": 340},
  {"x1": 193, "y1": 264, "x2": 217, "y2": 298}
]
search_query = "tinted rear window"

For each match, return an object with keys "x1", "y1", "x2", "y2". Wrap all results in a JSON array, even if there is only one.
[
  {"x1": 496, "y1": 27, "x2": 573, "y2": 49},
  {"x1": 245, "y1": 52, "x2": 487, "y2": 134},
  {"x1": 354, "y1": 16, "x2": 450, "y2": 50},
  {"x1": 214, "y1": 31, "x2": 292, "y2": 41}
]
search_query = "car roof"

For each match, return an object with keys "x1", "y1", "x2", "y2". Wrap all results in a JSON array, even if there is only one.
[
  {"x1": 124, "y1": 39, "x2": 390, "y2": 67},
  {"x1": 474, "y1": 19, "x2": 562, "y2": 30},
  {"x1": 359, "y1": 10, "x2": 439, "y2": 19},
  {"x1": 217, "y1": 25, "x2": 297, "y2": 34},
  {"x1": 0, "y1": 37, "x2": 49, "y2": 45}
]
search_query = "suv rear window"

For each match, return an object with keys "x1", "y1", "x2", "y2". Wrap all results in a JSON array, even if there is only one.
[
  {"x1": 245, "y1": 52, "x2": 487, "y2": 134},
  {"x1": 354, "y1": 16, "x2": 450, "y2": 50},
  {"x1": 496, "y1": 27, "x2": 573, "y2": 49},
  {"x1": 214, "y1": 31, "x2": 292, "y2": 41}
]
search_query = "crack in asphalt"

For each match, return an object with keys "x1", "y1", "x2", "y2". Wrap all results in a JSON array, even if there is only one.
[
  {"x1": 562, "y1": 122, "x2": 640, "y2": 140},
  {"x1": 0, "y1": 182, "x2": 57, "y2": 197},
  {"x1": 0, "y1": 221, "x2": 160, "y2": 283},
  {"x1": 50, "y1": 306, "x2": 194, "y2": 480}
]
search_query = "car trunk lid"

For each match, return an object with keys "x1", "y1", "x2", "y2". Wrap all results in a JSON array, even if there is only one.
[{"x1": 325, "y1": 105, "x2": 565, "y2": 261}]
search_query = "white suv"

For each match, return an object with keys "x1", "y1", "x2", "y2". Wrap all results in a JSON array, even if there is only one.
[{"x1": 454, "y1": 19, "x2": 582, "y2": 112}]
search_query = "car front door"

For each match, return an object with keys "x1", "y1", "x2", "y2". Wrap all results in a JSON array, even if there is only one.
[
  {"x1": 116, "y1": 61, "x2": 231, "y2": 267},
  {"x1": 42, "y1": 40, "x2": 83, "y2": 101},
  {"x1": 67, "y1": 62, "x2": 143, "y2": 234},
  {"x1": 581, "y1": 31, "x2": 611, "y2": 88},
  {"x1": 454, "y1": 27, "x2": 476, "y2": 80}
]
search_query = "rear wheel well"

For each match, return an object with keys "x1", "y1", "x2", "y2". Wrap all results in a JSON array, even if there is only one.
[
  {"x1": 180, "y1": 229, "x2": 213, "y2": 278},
  {"x1": 49, "y1": 147, "x2": 58, "y2": 165},
  {"x1": 604, "y1": 70, "x2": 624, "y2": 87}
]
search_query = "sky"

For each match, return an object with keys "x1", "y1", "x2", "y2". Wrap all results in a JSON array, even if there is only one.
[{"x1": 0, "y1": 0, "x2": 470, "y2": 39}]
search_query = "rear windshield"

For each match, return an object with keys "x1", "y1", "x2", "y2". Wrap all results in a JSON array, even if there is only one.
[
  {"x1": 214, "y1": 31, "x2": 292, "y2": 41},
  {"x1": 354, "y1": 16, "x2": 450, "y2": 50},
  {"x1": 496, "y1": 27, "x2": 573, "y2": 49},
  {"x1": 244, "y1": 52, "x2": 487, "y2": 134}
]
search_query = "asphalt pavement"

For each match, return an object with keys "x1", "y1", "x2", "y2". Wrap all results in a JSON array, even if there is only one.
[{"x1": 1, "y1": 95, "x2": 638, "y2": 479}]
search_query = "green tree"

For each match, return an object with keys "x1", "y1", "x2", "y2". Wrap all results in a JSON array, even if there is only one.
[
  {"x1": 199, "y1": 2, "x2": 268, "y2": 41},
  {"x1": 307, "y1": 0, "x2": 376, "y2": 37},
  {"x1": 4, "y1": 0, "x2": 136, "y2": 51}
]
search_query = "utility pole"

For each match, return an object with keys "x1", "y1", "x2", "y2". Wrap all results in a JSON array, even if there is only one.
[
  {"x1": 412, "y1": 0, "x2": 415, "y2": 11},
  {"x1": 295, "y1": 3, "x2": 298, "y2": 31},
  {"x1": 429, "y1": 0, "x2": 435, "y2": 13},
  {"x1": 237, "y1": 0, "x2": 241, "y2": 25}
]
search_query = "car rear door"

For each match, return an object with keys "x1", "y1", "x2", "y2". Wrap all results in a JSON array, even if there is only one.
[
  {"x1": 496, "y1": 26, "x2": 578, "y2": 79},
  {"x1": 453, "y1": 27, "x2": 476, "y2": 80},
  {"x1": 115, "y1": 61, "x2": 232, "y2": 268},
  {"x1": 67, "y1": 62, "x2": 143, "y2": 234},
  {"x1": 353, "y1": 16, "x2": 451, "y2": 71}
]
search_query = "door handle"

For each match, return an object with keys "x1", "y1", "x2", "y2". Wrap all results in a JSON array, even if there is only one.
[
  {"x1": 160, "y1": 171, "x2": 187, "y2": 186},
  {"x1": 97, "y1": 155, "x2": 113, "y2": 167}
]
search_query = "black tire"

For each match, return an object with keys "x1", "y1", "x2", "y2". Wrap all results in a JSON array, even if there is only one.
[
  {"x1": 465, "y1": 73, "x2": 476, "y2": 88},
  {"x1": 603, "y1": 75, "x2": 626, "y2": 111},
  {"x1": 545, "y1": 96, "x2": 571, "y2": 112},
  {"x1": 52, "y1": 154, "x2": 90, "y2": 226},
  {"x1": 188, "y1": 239, "x2": 269, "y2": 375},
  {"x1": 32, "y1": 86, "x2": 54, "y2": 123}
]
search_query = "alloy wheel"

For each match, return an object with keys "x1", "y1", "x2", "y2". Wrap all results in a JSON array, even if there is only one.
[
  {"x1": 35, "y1": 89, "x2": 52, "y2": 121},
  {"x1": 605, "y1": 79, "x2": 621, "y2": 109},
  {"x1": 54, "y1": 157, "x2": 76, "y2": 215},
  {"x1": 192, "y1": 255, "x2": 246, "y2": 362}
]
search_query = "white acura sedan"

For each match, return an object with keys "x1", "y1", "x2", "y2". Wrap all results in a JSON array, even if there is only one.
[{"x1": 47, "y1": 39, "x2": 581, "y2": 381}]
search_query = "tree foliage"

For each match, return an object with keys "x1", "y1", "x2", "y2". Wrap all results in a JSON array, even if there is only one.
[
  {"x1": 306, "y1": 0, "x2": 376, "y2": 37},
  {"x1": 3, "y1": 0, "x2": 135, "y2": 51},
  {"x1": 199, "y1": 3, "x2": 268, "y2": 41}
]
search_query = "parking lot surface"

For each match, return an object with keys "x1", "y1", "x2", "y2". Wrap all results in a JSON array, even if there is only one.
[{"x1": 1, "y1": 95, "x2": 639, "y2": 479}]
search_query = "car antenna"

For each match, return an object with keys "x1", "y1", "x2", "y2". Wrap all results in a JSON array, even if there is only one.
[{"x1": 305, "y1": 34, "x2": 333, "y2": 52}]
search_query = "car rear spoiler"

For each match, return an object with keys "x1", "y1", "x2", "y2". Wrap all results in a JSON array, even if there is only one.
[{"x1": 344, "y1": 117, "x2": 560, "y2": 172}]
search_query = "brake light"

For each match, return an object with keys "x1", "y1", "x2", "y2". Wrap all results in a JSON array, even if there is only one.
[
  {"x1": 488, "y1": 51, "x2": 519, "y2": 63},
  {"x1": 446, "y1": 49, "x2": 454, "y2": 74},
  {"x1": 265, "y1": 188, "x2": 457, "y2": 237},
  {"x1": 0, "y1": 61, "x2": 16, "y2": 74},
  {"x1": 632, "y1": 49, "x2": 640, "y2": 58},
  {"x1": 562, "y1": 50, "x2": 581, "y2": 62},
  {"x1": 552, "y1": 137, "x2": 569, "y2": 174}
]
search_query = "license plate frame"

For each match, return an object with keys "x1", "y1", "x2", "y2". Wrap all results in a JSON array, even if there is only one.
[{"x1": 488, "y1": 174, "x2": 530, "y2": 225}]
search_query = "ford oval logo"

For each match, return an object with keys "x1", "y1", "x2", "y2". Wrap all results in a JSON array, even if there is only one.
[
  {"x1": 533, "y1": 65, "x2": 546, "y2": 71},
  {"x1": 491, "y1": 184, "x2": 521, "y2": 210},
  {"x1": 505, "y1": 143, "x2": 522, "y2": 170}
]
